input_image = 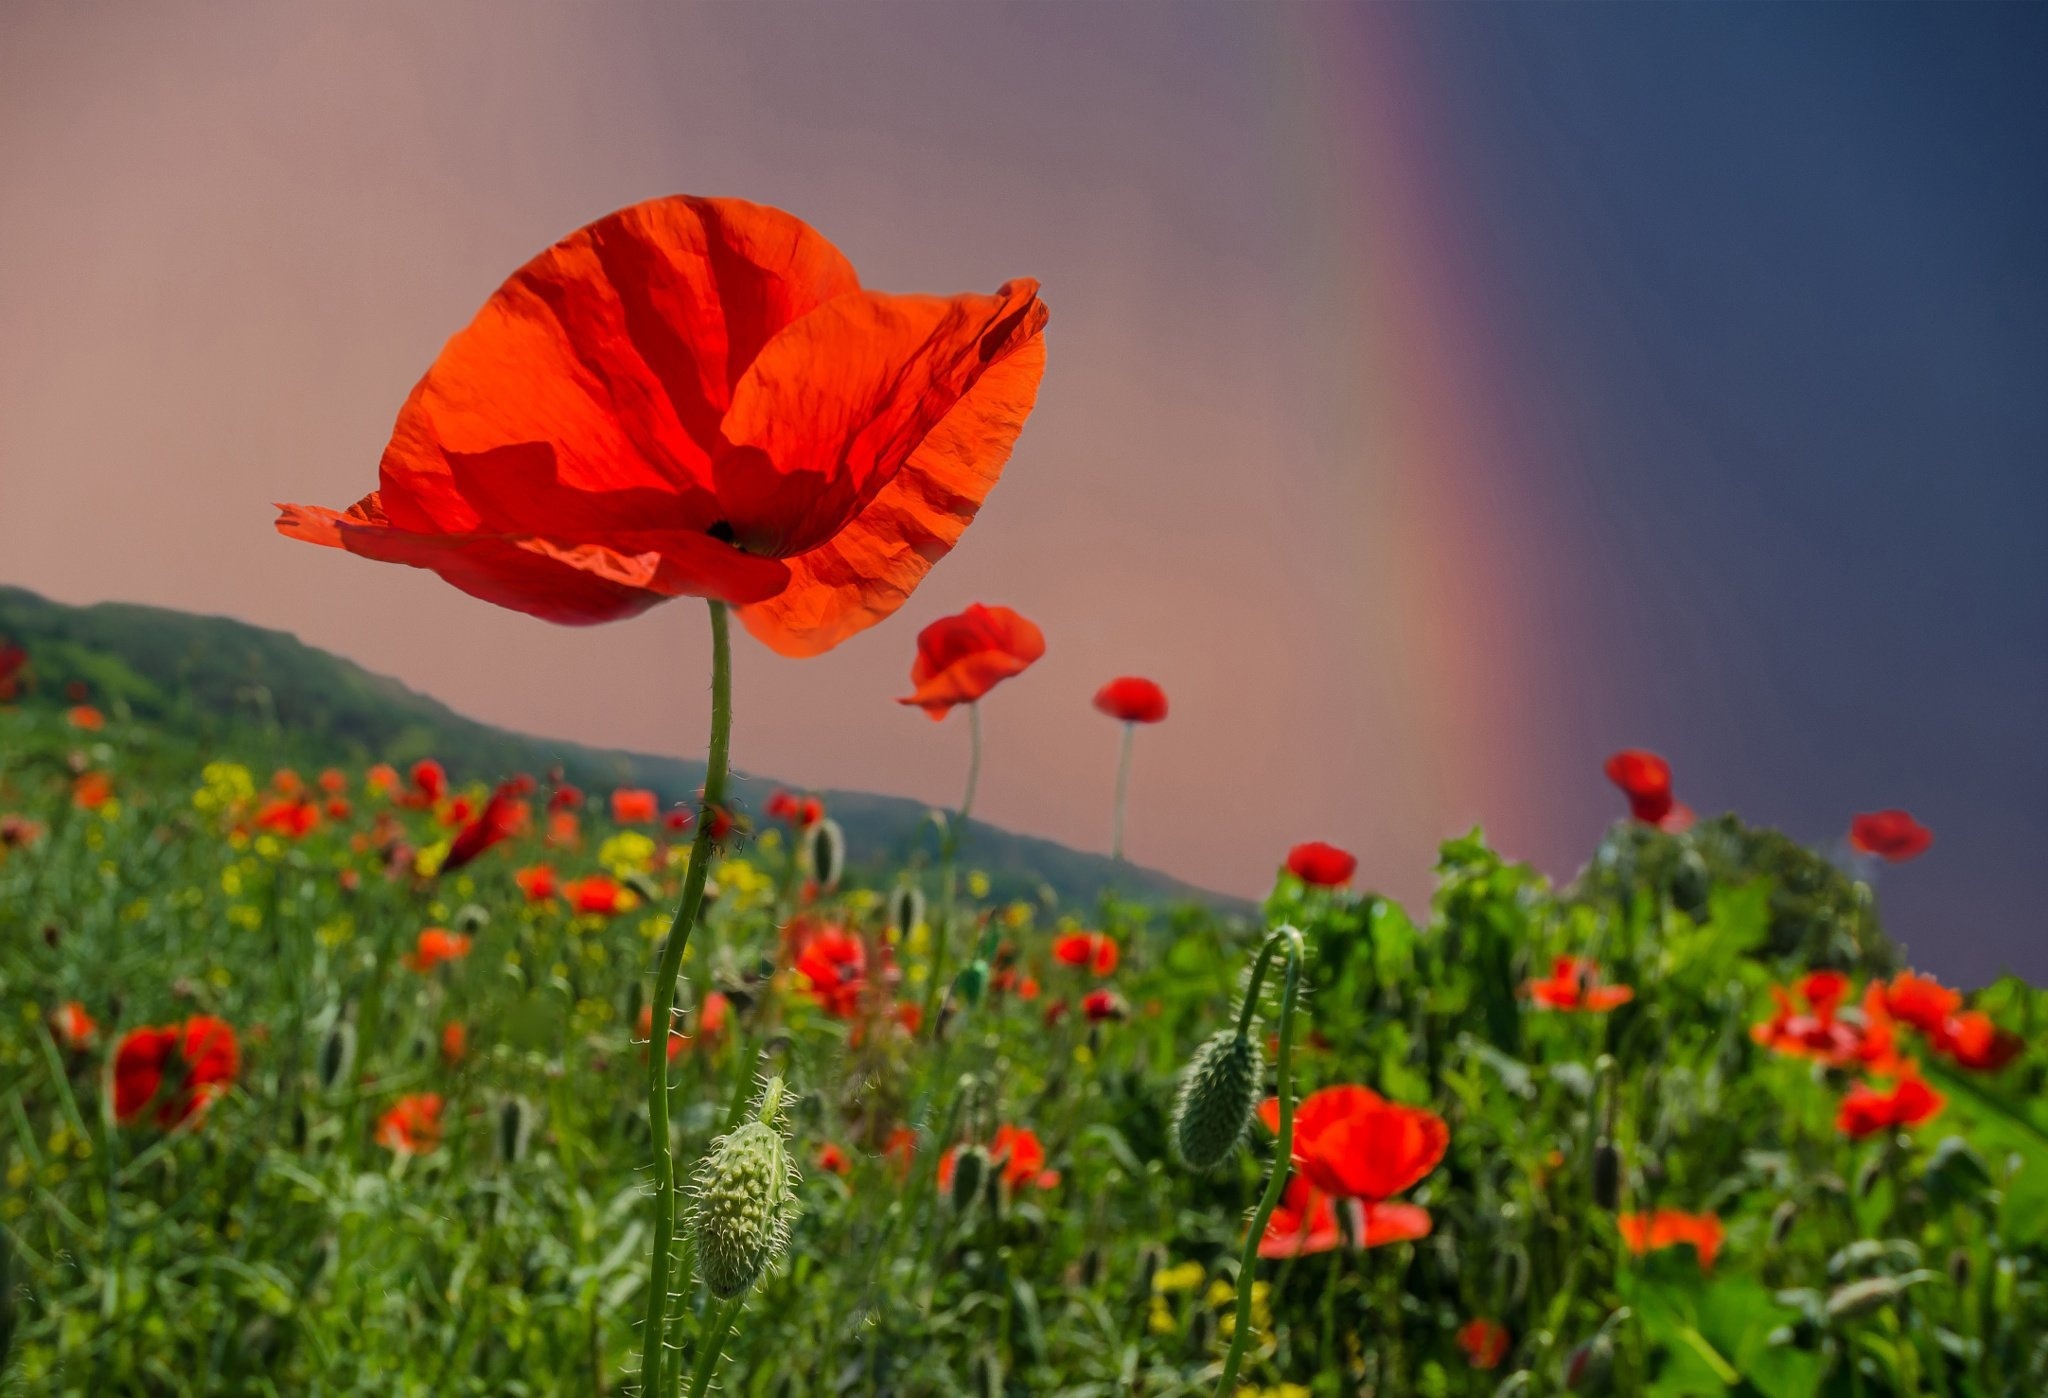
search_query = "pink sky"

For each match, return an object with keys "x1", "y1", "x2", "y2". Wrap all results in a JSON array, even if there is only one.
[{"x1": 0, "y1": 3, "x2": 1622, "y2": 905}]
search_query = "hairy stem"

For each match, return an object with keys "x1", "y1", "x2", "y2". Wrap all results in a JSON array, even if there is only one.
[
  {"x1": 921, "y1": 701, "x2": 982, "y2": 1038},
  {"x1": 1110, "y1": 721, "x2": 1134, "y2": 862}
]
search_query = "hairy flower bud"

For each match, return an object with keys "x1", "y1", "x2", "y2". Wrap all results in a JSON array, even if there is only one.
[
  {"x1": 888, "y1": 884, "x2": 926, "y2": 936},
  {"x1": 692, "y1": 1079, "x2": 798, "y2": 1300},
  {"x1": 950, "y1": 1145, "x2": 990, "y2": 1212},
  {"x1": 805, "y1": 818, "x2": 847, "y2": 892},
  {"x1": 498, "y1": 1098, "x2": 532, "y2": 1164},
  {"x1": 1825, "y1": 1275, "x2": 1909, "y2": 1324},
  {"x1": 318, "y1": 1021, "x2": 356, "y2": 1091},
  {"x1": 1591, "y1": 1139, "x2": 1621, "y2": 1211},
  {"x1": 1172, "y1": 1030, "x2": 1263, "y2": 1171},
  {"x1": 1770, "y1": 1199, "x2": 1799, "y2": 1249}
]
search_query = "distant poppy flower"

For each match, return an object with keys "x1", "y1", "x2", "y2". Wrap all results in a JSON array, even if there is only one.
[
  {"x1": 1836, "y1": 1070, "x2": 1944, "y2": 1139},
  {"x1": 113, "y1": 1016, "x2": 240, "y2": 1128},
  {"x1": 611, "y1": 788, "x2": 659, "y2": 824},
  {"x1": 893, "y1": 1001, "x2": 924, "y2": 1037},
  {"x1": 663, "y1": 808, "x2": 693, "y2": 833},
  {"x1": 884, "y1": 1126, "x2": 919, "y2": 1176},
  {"x1": 366, "y1": 764, "x2": 400, "y2": 797},
  {"x1": 375, "y1": 1092, "x2": 445, "y2": 1154},
  {"x1": 767, "y1": 789, "x2": 824, "y2": 826},
  {"x1": 409, "y1": 760, "x2": 447, "y2": 806},
  {"x1": 561, "y1": 875, "x2": 631, "y2": 916},
  {"x1": 515, "y1": 864, "x2": 558, "y2": 902},
  {"x1": 440, "y1": 1022, "x2": 468, "y2": 1064},
  {"x1": 325, "y1": 798, "x2": 352, "y2": 821},
  {"x1": 817, "y1": 1143, "x2": 851, "y2": 1176},
  {"x1": 1, "y1": 814, "x2": 44, "y2": 850},
  {"x1": 72, "y1": 772, "x2": 115, "y2": 811},
  {"x1": 793, "y1": 926, "x2": 867, "y2": 1017},
  {"x1": 938, "y1": 1124, "x2": 1059, "y2": 1193},
  {"x1": 254, "y1": 797, "x2": 321, "y2": 839},
  {"x1": 897, "y1": 604, "x2": 1046, "y2": 719},
  {"x1": 277, "y1": 195, "x2": 1049, "y2": 656},
  {"x1": 318, "y1": 768, "x2": 348, "y2": 794},
  {"x1": 1617, "y1": 1208, "x2": 1723, "y2": 1270},
  {"x1": 546, "y1": 811, "x2": 581, "y2": 847},
  {"x1": 1850, "y1": 810, "x2": 1933, "y2": 862},
  {"x1": 1284, "y1": 841, "x2": 1357, "y2": 888},
  {"x1": 1458, "y1": 1318, "x2": 1512, "y2": 1371},
  {"x1": 1881, "y1": 971, "x2": 1960, "y2": 1036},
  {"x1": 272, "y1": 769, "x2": 304, "y2": 796},
  {"x1": 1260, "y1": 1085, "x2": 1449, "y2": 1204},
  {"x1": 67, "y1": 705, "x2": 105, "y2": 731},
  {"x1": 1751, "y1": 970, "x2": 1867, "y2": 1066},
  {"x1": 1093, "y1": 677, "x2": 1168, "y2": 725},
  {"x1": 640, "y1": 991, "x2": 730, "y2": 1060},
  {"x1": 1931, "y1": 1011, "x2": 2024, "y2": 1073},
  {"x1": 547, "y1": 783, "x2": 583, "y2": 813},
  {"x1": 1081, "y1": 988, "x2": 1126, "y2": 1023},
  {"x1": 1526, "y1": 957, "x2": 1635, "y2": 1013},
  {"x1": 1604, "y1": 749, "x2": 1675, "y2": 825},
  {"x1": 440, "y1": 796, "x2": 475, "y2": 828},
  {"x1": 403, "y1": 928, "x2": 472, "y2": 972},
  {"x1": 443, "y1": 781, "x2": 529, "y2": 872},
  {"x1": 1052, "y1": 932, "x2": 1119, "y2": 976},
  {"x1": 0, "y1": 641, "x2": 26, "y2": 701},
  {"x1": 52, "y1": 1001, "x2": 97, "y2": 1048}
]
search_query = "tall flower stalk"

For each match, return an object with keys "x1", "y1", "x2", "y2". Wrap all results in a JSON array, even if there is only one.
[{"x1": 921, "y1": 701, "x2": 982, "y2": 1036}]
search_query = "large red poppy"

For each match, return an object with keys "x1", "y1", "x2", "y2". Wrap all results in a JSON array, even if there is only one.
[
  {"x1": 897, "y1": 604, "x2": 1046, "y2": 718},
  {"x1": 1285, "y1": 841, "x2": 1357, "y2": 888},
  {"x1": 113, "y1": 1016, "x2": 241, "y2": 1128},
  {"x1": 278, "y1": 196, "x2": 1049, "y2": 656},
  {"x1": 1259, "y1": 1085, "x2": 1449, "y2": 1203},
  {"x1": 1849, "y1": 810, "x2": 1933, "y2": 862},
  {"x1": 1093, "y1": 676, "x2": 1168, "y2": 724}
]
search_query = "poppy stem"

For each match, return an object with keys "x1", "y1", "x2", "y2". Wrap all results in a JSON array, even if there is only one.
[
  {"x1": 1110, "y1": 721, "x2": 1133, "y2": 862},
  {"x1": 921, "y1": 702, "x2": 982, "y2": 1038},
  {"x1": 639, "y1": 599, "x2": 733, "y2": 1398},
  {"x1": 1216, "y1": 925, "x2": 1304, "y2": 1397}
]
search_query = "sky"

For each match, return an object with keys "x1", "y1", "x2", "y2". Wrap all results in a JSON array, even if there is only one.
[{"x1": 2, "y1": 3, "x2": 2042, "y2": 982}]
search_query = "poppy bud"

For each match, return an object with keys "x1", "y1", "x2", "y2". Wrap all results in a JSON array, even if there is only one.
[
  {"x1": 1770, "y1": 1199, "x2": 1799, "y2": 1249},
  {"x1": 1668, "y1": 848, "x2": 1710, "y2": 921},
  {"x1": 290, "y1": 1105, "x2": 308, "y2": 1151},
  {"x1": 1498, "y1": 1247, "x2": 1530, "y2": 1308},
  {"x1": 454, "y1": 903, "x2": 490, "y2": 933},
  {"x1": 888, "y1": 885, "x2": 926, "y2": 935},
  {"x1": 692, "y1": 1078, "x2": 798, "y2": 1300},
  {"x1": 318, "y1": 1021, "x2": 356, "y2": 1091},
  {"x1": 1591, "y1": 1139, "x2": 1621, "y2": 1211},
  {"x1": 623, "y1": 872, "x2": 662, "y2": 905},
  {"x1": 1855, "y1": 1154, "x2": 1885, "y2": 1199},
  {"x1": 498, "y1": 1098, "x2": 532, "y2": 1164},
  {"x1": 805, "y1": 818, "x2": 847, "y2": 892},
  {"x1": 1947, "y1": 1248, "x2": 1970, "y2": 1289},
  {"x1": 1171, "y1": 1030, "x2": 1263, "y2": 1171},
  {"x1": 1564, "y1": 1332, "x2": 1615, "y2": 1393},
  {"x1": 950, "y1": 1146, "x2": 990, "y2": 1211},
  {"x1": 1825, "y1": 1275, "x2": 1909, "y2": 1324}
]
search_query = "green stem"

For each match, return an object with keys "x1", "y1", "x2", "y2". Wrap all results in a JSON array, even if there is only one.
[
  {"x1": 686, "y1": 1297, "x2": 743, "y2": 1398},
  {"x1": 639, "y1": 600, "x2": 734, "y2": 1397},
  {"x1": 1216, "y1": 926, "x2": 1304, "y2": 1397},
  {"x1": 921, "y1": 702, "x2": 982, "y2": 1038},
  {"x1": 1110, "y1": 722, "x2": 1133, "y2": 862}
]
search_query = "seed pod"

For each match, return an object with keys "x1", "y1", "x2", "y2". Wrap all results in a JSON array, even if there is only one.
[
  {"x1": 1171, "y1": 1030, "x2": 1263, "y2": 1171},
  {"x1": 692, "y1": 1080, "x2": 798, "y2": 1300},
  {"x1": 318, "y1": 1021, "x2": 356, "y2": 1091},
  {"x1": 1825, "y1": 1275, "x2": 1907, "y2": 1324},
  {"x1": 951, "y1": 1146, "x2": 990, "y2": 1212},
  {"x1": 888, "y1": 885, "x2": 926, "y2": 936},
  {"x1": 498, "y1": 1098, "x2": 532, "y2": 1164},
  {"x1": 805, "y1": 818, "x2": 847, "y2": 892},
  {"x1": 1591, "y1": 1139, "x2": 1621, "y2": 1211}
]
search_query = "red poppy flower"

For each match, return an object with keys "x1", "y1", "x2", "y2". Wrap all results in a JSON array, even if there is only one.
[
  {"x1": 1, "y1": 814, "x2": 44, "y2": 850},
  {"x1": 440, "y1": 797, "x2": 475, "y2": 828},
  {"x1": 1881, "y1": 971, "x2": 1960, "y2": 1036},
  {"x1": 403, "y1": 928, "x2": 472, "y2": 972},
  {"x1": 1284, "y1": 841, "x2": 1357, "y2": 888},
  {"x1": 440, "y1": 1022, "x2": 468, "y2": 1065},
  {"x1": 407, "y1": 760, "x2": 447, "y2": 806},
  {"x1": 1751, "y1": 970, "x2": 1868, "y2": 1066},
  {"x1": 1081, "y1": 988, "x2": 1126, "y2": 1023},
  {"x1": 1850, "y1": 810, "x2": 1933, "y2": 862},
  {"x1": 1931, "y1": 1011, "x2": 2024, "y2": 1072},
  {"x1": 561, "y1": 875, "x2": 631, "y2": 916},
  {"x1": 514, "y1": 864, "x2": 557, "y2": 902},
  {"x1": 766, "y1": 789, "x2": 808, "y2": 825},
  {"x1": 325, "y1": 798, "x2": 352, "y2": 821},
  {"x1": 317, "y1": 768, "x2": 348, "y2": 795},
  {"x1": 365, "y1": 763, "x2": 400, "y2": 797},
  {"x1": 938, "y1": 1124, "x2": 1060, "y2": 1193},
  {"x1": 254, "y1": 798, "x2": 321, "y2": 839},
  {"x1": 277, "y1": 196, "x2": 1049, "y2": 655},
  {"x1": 611, "y1": 788, "x2": 659, "y2": 825},
  {"x1": 67, "y1": 704, "x2": 105, "y2": 731},
  {"x1": 1458, "y1": 1318, "x2": 1512, "y2": 1371},
  {"x1": 817, "y1": 1143, "x2": 851, "y2": 1176},
  {"x1": 1259, "y1": 1174, "x2": 1353, "y2": 1258},
  {"x1": 1093, "y1": 676, "x2": 1168, "y2": 724},
  {"x1": 0, "y1": 641, "x2": 25, "y2": 701},
  {"x1": 73, "y1": 772, "x2": 115, "y2": 811},
  {"x1": 1526, "y1": 957, "x2": 1635, "y2": 1013},
  {"x1": 547, "y1": 783, "x2": 583, "y2": 813},
  {"x1": 1051, "y1": 932, "x2": 1119, "y2": 976},
  {"x1": 1259, "y1": 1085, "x2": 1449, "y2": 1203},
  {"x1": 52, "y1": 1001, "x2": 97, "y2": 1048},
  {"x1": 546, "y1": 811, "x2": 581, "y2": 847},
  {"x1": 897, "y1": 604, "x2": 1046, "y2": 718},
  {"x1": 375, "y1": 1092, "x2": 445, "y2": 1154},
  {"x1": 1617, "y1": 1209, "x2": 1723, "y2": 1270},
  {"x1": 1603, "y1": 749, "x2": 1675, "y2": 825},
  {"x1": 793, "y1": 926, "x2": 867, "y2": 1017},
  {"x1": 113, "y1": 1016, "x2": 240, "y2": 1128},
  {"x1": 443, "y1": 782, "x2": 528, "y2": 872},
  {"x1": 1837, "y1": 1070, "x2": 1944, "y2": 1139},
  {"x1": 663, "y1": 808, "x2": 693, "y2": 833}
]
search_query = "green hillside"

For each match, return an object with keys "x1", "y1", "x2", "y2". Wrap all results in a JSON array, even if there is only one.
[{"x1": 0, "y1": 583, "x2": 1239, "y2": 913}]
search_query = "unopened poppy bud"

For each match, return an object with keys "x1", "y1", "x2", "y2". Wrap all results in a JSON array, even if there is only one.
[
  {"x1": 950, "y1": 1146, "x2": 990, "y2": 1211},
  {"x1": 1498, "y1": 1247, "x2": 1530, "y2": 1307},
  {"x1": 1565, "y1": 1331, "x2": 1615, "y2": 1393},
  {"x1": 1770, "y1": 1199, "x2": 1799, "y2": 1248},
  {"x1": 1825, "y1": 1275, "x2": 1907, "y2": 1324},
  {"x1": 1947, "y1": 1248, "x2": 1970, "y2": 1289},
  {"x1": 1591, "y1": 1139, "x2": 1621, "y2": 1211},
  {"x1": 1171, "y1": 1030, "x2": 1263, "y2": 1171},
  {"x1": 318, "y1": 1021, "x2": 356, "y2": 1091},
  {"x1": 805, "y1": 818, "x2": 846, "y2": 892},
  {"x1": 692, "y1": 1079, "x2": 798, "y2": 1300},
  {"x1": 498, "y1": 1098, "x2": 532, "y2": 1164},
  {"x1": 1668, "y1": 848, "x2": 1710, "y2": 920},
  {"x1": 454, "y1": 903, "x2": 490, "y2": 933},
  {"x1": 888, "y1": 885, "x2": 926, "y2": 935}
]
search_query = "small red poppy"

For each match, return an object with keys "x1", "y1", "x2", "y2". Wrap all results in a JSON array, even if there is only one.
[
  {"x1": 440, "y1": 1022, "x2": 468, "y2": 1064},
  {"x1": 793, "y1": 926, "x2": 867, "y2": 1018},
  {"x1": 1526, "y1": 957, "x2": 1635, "y2": 1013},
  {"x1": 612, "y1": 788, "x2": 659, "y2": 825},
  {"x1": 408, "y1": 760, "x2": 447, "y2": 806},
  {"x1": 817, "y1": 1143, "x2": 851, "y2": 1176},
  {"x1": 1081, "y1": 988, "x2": 1126, "y2": 1023},
  {"x1": 1931, "y1": 1011, "x2": 2024, "y2": 1072},
  {"x1": 1617, "y1": 1209, "x2": 1723, "y2": 1270},
  {"x1": 937, "y1": 1124, "x2": 1059, "y2": 1193},
  {"x1": 72, "y1": 772, "x2": 115, "y2": 811},
  {"x1": 1285, "y1": 841, "x2": 1357, "y2": 888},
  {"x1": 443, "y1": 781, "x2": 528, "y2": 872},
  {"x1": 1836, "y1": 1071, "x2": 1944, "y2": 1139},
  {"x1": 403, "y1": 928, "x2": 472, "y2": 972},
  {"x1": 561, "y1": 875, "x2": 630, "y2": 916},
  {"x1": 1092, "y1": 677, "x2": 1168, "y2": 724},
  {"x1": 897, "y1": 604, "x2": 1046, "y2": 719},
  {"x1": 67, "y1": 705, "x2": 105, "y2": 731},
  {"x1": 52, "y1": 1001, "x2": 97, "y2": 1048},
  {"x1": 254, "y1": 798, "x2": 321, "y2": 839},
  {"x1": 113, "y1": 1016, "x2": 240, "y2": 1128},
  {"x1": 375, "y1": 1092, "x2": 445, "y2": 1154},
  {"x1": 1458, "y1": 1318, "x2": 1512, "y2": 1370},
  {"x1": 1051, "y1": 932, "x2": 1119, "y2": 976},
  {"x1": 1881, "y1": 971, "x2": 1959, "y2": 1035},
  {"x1": 1603, "y1": 748, "x2": 1674, "y2": 825},
  {"x1": 515, "y1": 864, "x2": 557, "y2": 902},
  {"x1": 1849, "y1": 810, "x2": 1933, "y2": 862}
]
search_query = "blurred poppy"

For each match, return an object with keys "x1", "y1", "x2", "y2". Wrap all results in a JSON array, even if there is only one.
[
  {"x1": 1260, "y1": 1085, "x2": 1449, "y2": 1204},
  {"x1": 113, "y1": 1016, "x2": 240, "y2": 1128},
  {"x1": 1837, "y1": 1070, "x2": 1944, "y2": 1139},
  {"x1": 793, "y1": 926, "x2": 867, "y2": 1017},
  {"x1": 515, "y1": 864, "x2": 558, "y2": 902},
  {"x1": 406, "y1": 760, "x2": 447, "y2": 808},
  {"x1": 1751, "y1": 970, "x2": 1867, "y2": 1066},
  {"x1": 318, "y1": 768, "x2": 349, "y2": 794},
  {"x1": 1850, "y1": 810, "x2": 1933, "y2": 862},
  {"x1": 444, "y1": 781, "x2": 529, "y2": 872},
  {"x1": 1259, "y1": 1174, "x2": 1351, "y2": 1258},
  {"x1": 254, "y1": 798, "x2": 321, "y2": 839},
  {"x1": 441, "y1": 796, "x2": 475, "y2": 828},
  {"x1": 277, "y1": 195, "x2": 1049, "y2": 655},
  {"x1": 1882, "y1": 970, "x2": 1960, "y2": 1034},
  {"x1": 1617, "y1": 1209, "x2": 1723, "y2": 1270},
  {"x1": 376, "y1": 1092, "x2": 445, "y2": 1154},
  {"x1": 1458, "y1": 1319, "x2": 1512, "y2": 1370},
  {"x1": 1052, "y1": 932, "x2": 1119, "y2": 976},
  {"x1": 325, "y1": 798, "x2": 352, "y2": 821},
  {"x1": 1081, "y1": 988, "x2": 1126, "y2": 1023},
  {"x1": 365, "y1": 764, "x2": 400, "y2": 797},
  {"x1": 272, "y1": 769, "x2": 304, "y2": 796},
  {"x1": 562, "y1": 875, "x2": 632, "y2": 916},
  {"x1": 897, "y1": 604, "x2": 1046, "y2": 719},
  {"x1": 440, "y1": 1022, "x2": 468, "y2": 1065},
  {"x1": 52, "y1": 1001, "x2": 97, "y2": 1048},
  {"x1": 612, "y1": 788, "x2": 658, "y2": 824},
  {"x1": 0, "y1": 641, "x2": 26, "y2": 701},
  {"x1": 663, "y1": 808, "x2": 693, "y2": 833},
  {"x1": 67, "y1": 705, "x2": 105, "y2": 731},
  {"x1": 1, "y1": 814, "x2": 44, "y2": 849},
  {"x1": 403, "y1": 928, "x2": 472, "y2": 972},
  {"x1": 73, "y1": 772, "x2": 115, "y2": 811},
  {"x1": 548, "y1": 783, "x2": 584, "y2": 813},
  {"x1": 640, "y1": 992, "x2": 730, "y2": 1060},
  {"x1": 939, "y1": 1124, "x2": 1059, "y2": 1193},
  {"x1": 1603, "y1": 749, "x2": 1674, "y2": 825},
  {"x1": 1285, "y1": 841, "x2": 1357, "y2": 888},
  {"x1": 1093, "y1": 676, "x2": 1168, "y2": 724},
  {"x1": 546, "y1": 810, "x2": 581, "y2": 847},
  {"x1": 817, "y1": 1143, "x2": 851, "y2": 1176},
  {"x1": 1931, "y1": 1011, "x2": 2024, "y2": 1072},
  {"x1": 1526, "y1": 957, "x2": 1635, "y2": 1013}
]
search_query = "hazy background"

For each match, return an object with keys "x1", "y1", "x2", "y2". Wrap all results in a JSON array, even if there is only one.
[{"x1": 3, "y1": 3, "x2": 2043, "y2": 981}]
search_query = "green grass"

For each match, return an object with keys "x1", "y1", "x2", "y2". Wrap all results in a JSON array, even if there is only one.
[{"x1": 2, "y1": 695, "x2": 2045, "y2": 1396}]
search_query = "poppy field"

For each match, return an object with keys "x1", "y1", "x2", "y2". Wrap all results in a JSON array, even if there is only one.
[{"x1": 4, "y1": 194, "x2": 2047, "y2": 1396}]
